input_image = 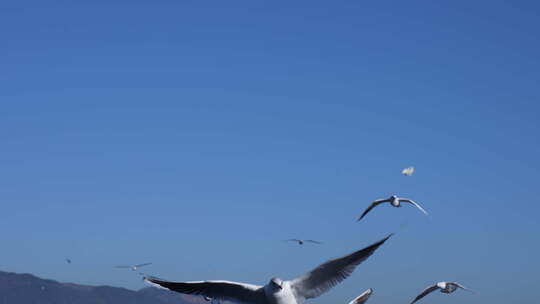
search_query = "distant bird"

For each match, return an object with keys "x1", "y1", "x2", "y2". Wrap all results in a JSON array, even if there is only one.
[
  {"x1": 145, "y1": 235, "x2": 392, "y2": 304},
  {"x1": 285, "y1": 239, "x2": 322, "y2": 245},
  {"x1": 402, "y1": 167, "x2": 415, "y2": 176},
  {"x1": 348, "y1": 288, "x2": 373, "y2": 304},
  {"x1": 115, "y1": 263, "x2": 152, "y2": 271},
  {"x1": 65, "y1": 258, "x2": 71, "y2": 264},
  {"x1": 410, "y1": 282, "x2": 474, "y2": 304},
  {"x1": 358, "y1": 195, "x2": 428, "y2": 221}
]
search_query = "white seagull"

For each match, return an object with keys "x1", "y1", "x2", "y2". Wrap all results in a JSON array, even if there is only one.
[
  {"x1": 410, "y1": 282, "x2": 474, "y2": 304},
  {"x1": 348, "y1": 288, "x2": 373, "y2": 304},
  {"x1": 115, "y1": 262, "x2": 152, "y2": 271},
  {"x1": 357, "y1": 196, "x2": 428, "y2": 221},
  {"x1": 285, "y1": 239, "x2": 322, "y2": 245},
  {"x1": 145, "y1": 235, "x2": 392, "y2": 304},
  {"x1": 401, "y1": 167, "x2": 415, "y2": 176}
]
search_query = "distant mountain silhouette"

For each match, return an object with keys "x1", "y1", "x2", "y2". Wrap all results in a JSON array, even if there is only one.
[{"x1": 0, "y1": 270, "x2": 204, "y2": 304}]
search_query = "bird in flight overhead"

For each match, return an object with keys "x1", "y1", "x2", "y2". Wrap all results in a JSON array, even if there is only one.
[
  {"x1": 115, "y1": 262, "x2": 152, "y2": 271},
  {"x1": 285, "y1": 239, "x2": 322, "y2": 245},
  {"x1": 347, "y1": 288, "x2": 373, "y2": 304},
  {"x1": 401, "y1": 167, "x2": 415, "y2": 176},
  {"x1": 357, "y1": 195, "x2": 428, "y2": 221},
  {"x1": 410, "y1": 281, "x2": 474, "y2": 304},
  {"x1": 65, "y1": 258, "x2": 71, "y2": 264},
  {"x1": 145, "y1": 235, "x2": 392, "y2": 304}
]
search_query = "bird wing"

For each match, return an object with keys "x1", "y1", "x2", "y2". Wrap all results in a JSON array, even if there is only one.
[
  {"x1": 451, "y1": 282, "x2": 475, "y2": 293},
  {"x1": 357, "y1": 199, "x2": 389, "y2": 221},
  {"x1": 410, "y1": 284, "x2": 439, "y2": 304},
  {"x1": 145, "y1": 277, "x2": 264, "y2": 304},
  {"x1": 305, "y1": 240, "x2": 322, "y2": 244},
  {"x1": 290, "y1": 234, "x2": 392, "y2": 299},
  {"x1": 115, "y1": 265, "x2": 132, "y2": 268},
  {"x1": 347, "y1": 288, "x2": 373, "y2": 304},
  {"x1": 285, "y1": 239, "x2": 301, "y2": 242},
  {"x1": 399, "y1": 199, "x2": 429, "y2": 216},
  {"x1": 135, "y1": 263, "x2": 152, "y2": 268},
  {"x1": 402, "y1": 167, "x2": 414, "y2": 175}
]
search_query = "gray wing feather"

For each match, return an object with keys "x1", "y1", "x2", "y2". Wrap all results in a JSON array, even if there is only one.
[
  {"x1": 410, "y1": 284, "x2": 439, "y2": 304},
  {"x1": 291, "y1": 234, "x2": 392, "y2": 299},
  {"x1": 135, "y1": 263, "x2": 152, "y2": 268},
  {"x1": 399, "y1": 199, "x2": 429, "y2": 216},
  {"x1": 145, "y1": 277, "x2": 264, "y2": 304},
  {"x1": 450, "y1": 282, "x2": 475, "y2": 293},
  {"x1": 357, "y1": 200, "x2": 389, "y2": 221}
]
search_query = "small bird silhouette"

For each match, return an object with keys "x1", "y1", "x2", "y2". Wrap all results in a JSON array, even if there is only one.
[
  {"x1": 284, "y1": 239, "x2": 322, "y2": 245},
  {"x1": 115, "y1": 263, "x2": 152, "y2": 271},
  {"x1": 410, "y1": 281, "x2": 474, "y2": 304}
]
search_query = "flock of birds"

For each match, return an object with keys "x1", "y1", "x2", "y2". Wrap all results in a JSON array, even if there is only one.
[{"x1": 66, "y1": 166, "x2": 473, "y2": 304}]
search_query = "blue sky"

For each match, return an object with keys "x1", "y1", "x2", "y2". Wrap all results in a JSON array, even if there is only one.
[{"x1": 1, "y1": 1, "x2": 539, "y2": 303}]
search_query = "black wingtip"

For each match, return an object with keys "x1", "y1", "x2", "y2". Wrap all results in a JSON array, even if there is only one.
[{"x1": 371, "y1": 233, "x2": 393, "y2": 248}]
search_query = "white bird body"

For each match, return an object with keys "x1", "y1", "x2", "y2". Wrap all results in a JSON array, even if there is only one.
[
  {"x1": 390, "y1": 196, "x2": 400, "y2": 207},
  {"x1": 145, "y1": 235, "x2": 392, "y2": 304},
  {"x1": 402, "y1": 167, "x2": 415, "y2": 176},
  {"x1": 265, "y1": 281, "x2": 299, "y2": 304}
]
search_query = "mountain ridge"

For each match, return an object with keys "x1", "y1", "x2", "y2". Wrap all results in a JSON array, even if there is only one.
[{"x1": 0, "y1": 270, "x2": 204, "y2": 304}]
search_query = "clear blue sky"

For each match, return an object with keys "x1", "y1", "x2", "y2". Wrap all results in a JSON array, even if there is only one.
[{"x1": 1, "y1": 1, "x2": 539, "y2": 304}]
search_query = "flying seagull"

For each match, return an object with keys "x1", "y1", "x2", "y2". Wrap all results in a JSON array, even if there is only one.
[
  {"x1": 115, "y1": 262, "x2": 152, "y2": 271},
  {"x1": 145, "y1": 234, "x2": 392, "y2": 304},
  {"x1": 357, "y1": 196, "x2": 428, "y2": 221},
  {"x1": 348, "y1": 288, "x2": 373, "y2": 304},
  {"x1": 285, "y1": 239, "x2": 322, "y2": 245},
  {"x1": 410, "y1": 282, "x2": 474, "y2": 304},
  {"x1": 402, "y1": 167, "x2": 415, "y2": 176}
]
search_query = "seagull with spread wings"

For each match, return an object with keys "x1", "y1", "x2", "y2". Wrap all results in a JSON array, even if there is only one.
[
  {"x1": 347, "y1": 288, "x2": 373, "y2": 304},
  {"x1": 285, "y1": 239, "x2": 322, "y2": 245},
  {"x1": 145, "y1": 234, "x2": 392, "y2": 304},
  {"x1": 115, "y1": 262, "x2": 152, "y2": 271},
  {"x1": 357, "y1": 196, "x2": 428, "y2": 221},
  {"x1": 410, "y1": 281, "x2": 474, "y2": 304}
]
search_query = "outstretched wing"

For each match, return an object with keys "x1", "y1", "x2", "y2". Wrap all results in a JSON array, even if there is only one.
[
  {"x1": 291, "y1": 234, "x2": 392, "y2": 299},
  {"x1": 402, "y1": 167, "x2": 414, "y2": 176},
  {"x1": 135, "y1": 263, "x2": 152, "y2": 268},
  {"x1": 399, "y1": 199, "x2": 428, "y2": 216},
  {"x1": 285, "y1": 239, "x2": 301, "y2": 242},
  {"x1": 304, "y1": 240, "x2": 322, "y2": 244},
  {"x1": 114, "y1": 265, "x2": 132, "y2": 269},
  {"x1": 347, "y1": 288, "x2": 373, "y2": 304},
  {"x1": 410, "y1": 284, "x2": 439, "y2": 304},
  {"x1": 451, "y1": 282, "x2": 475, "y2": 293},
  {"x1": 145, "y1": 277, "x2": 264, "y2": 304},
  {"x1": 357, "y1": 199, "x2": 389, "y2": 221}
]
